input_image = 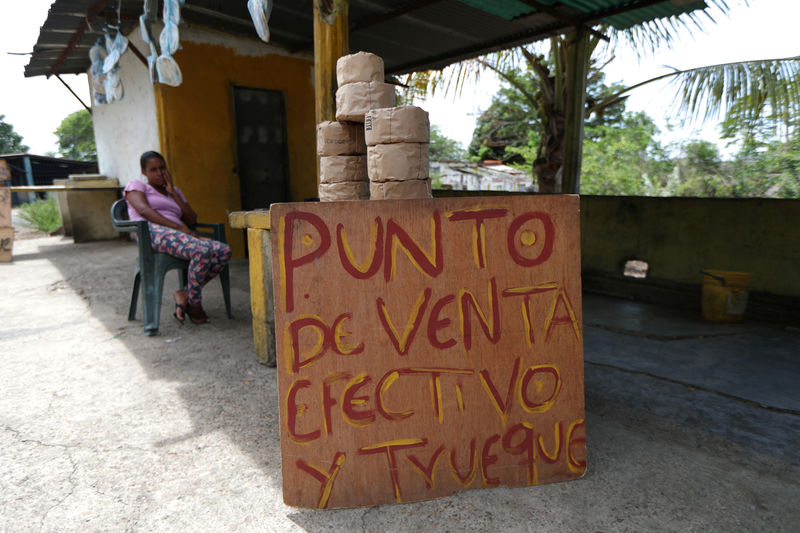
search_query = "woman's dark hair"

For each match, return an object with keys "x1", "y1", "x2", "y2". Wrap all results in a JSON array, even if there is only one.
[{"x1": 140, "y1": 150, "x2": 165, "y2": 171}]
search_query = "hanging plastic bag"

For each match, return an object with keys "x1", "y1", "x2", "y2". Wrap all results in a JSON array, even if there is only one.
[
  {"x1": 139, "y1": 13, "x2": 157, "y2": 46},
  {"x1": 89, "y1": 38, "x2": 108, "y2": 103},
  {"x1": 104, "y1": 67, "x2": 124, "y2": 103},
  {"x1": 102, "y1": 30, "x2": 128, "y2": 74},
  {"x1": 156, "y1": 0, "x2": 183, "y2": 86},
  {"x1": 159, "y1": 19, "x2": 180, "y2": 56},
  {"x1": 139, "y1": 15, "x2": 159, "y2": 83},
  {"x1": 156, "y1": 55, "x2": 183, "y2": 87},
  {"x1": 146, "y1": 43, "x2": 158, "y2": 84},
  {"x1": 162, "y1": 0, "x2": 181, "y2": 25},
  {"x1": 247, "y1": 0, "x2": 273, "y2": 43},
  {"x1": 89, "y1": 40, "x2": 106, "y2": 77},
  {"x1": 139, "y1": 1, "x2": 160, "y2": 84}
]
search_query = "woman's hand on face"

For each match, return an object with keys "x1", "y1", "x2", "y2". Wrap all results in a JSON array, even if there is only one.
[{"x1": 163, "y1": 170, "x2": 177, "y2": 196}]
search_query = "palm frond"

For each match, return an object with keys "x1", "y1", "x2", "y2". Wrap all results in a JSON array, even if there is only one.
[
  {"x1": 663, "y1": 56, "x2": 800, "y2": 125},
  {"x1": 608, "y1": 0, "x2": 744, "y2": 60}
]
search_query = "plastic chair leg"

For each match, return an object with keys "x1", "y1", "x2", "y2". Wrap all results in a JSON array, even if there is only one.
[
  {"x1": 140, "y1": 271, "x2": 162, "y2": 336},
  {"x1": 129, "y1": 271, "x2": 141, "y2": 321}
]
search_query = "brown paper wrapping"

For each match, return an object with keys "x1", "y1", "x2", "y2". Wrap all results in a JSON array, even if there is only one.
[
  {"x1": 320, "y1": 155, "x2": 368, "y2": 184},
  {"x1": 0, "y1": 187, "x2": 11, "y2": 227},
  {"x1": 336, "y1": 82, "x2": 395, "y2": 123},
  {"x1": 319, "y1": 181, "x2": 370, "y2": 202},
  {"x1": 370, "y1": 179, "x2": 432, "y2": 200},
  {"x1": 336, "y1": 52, "x2": 384, "y2": 86},
  {"x1": 367, "y1": 142, "x2": 429, "y2": 182},
  {"x1": 316, "y1": 121, "x2": 366, "y2": 156},
  {"x1": 365, "y1": 106, "x2": 430, "y2": 146}
]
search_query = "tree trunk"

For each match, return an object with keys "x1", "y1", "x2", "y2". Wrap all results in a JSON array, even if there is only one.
[
  {"x1": 534, "y1": 110, "x2": 565, "y2": 193},
  {"x1": 532, "y1": 33, "x2": 590, "y2": 194}
]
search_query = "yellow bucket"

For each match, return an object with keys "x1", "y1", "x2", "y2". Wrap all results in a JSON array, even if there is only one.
[{"x1": 701, "y1": 270, "x2": 751, "y2": 322}]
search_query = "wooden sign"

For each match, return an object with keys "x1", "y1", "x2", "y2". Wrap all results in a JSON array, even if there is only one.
[{"x1": 270, "y1": 195, "x2": 586, "y2": 509}]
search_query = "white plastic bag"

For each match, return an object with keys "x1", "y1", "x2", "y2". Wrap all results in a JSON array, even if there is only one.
[
  {"x1": 159, "y1": 20, "x2": 180, "y2": 56},
  {"x1": 156, "y1": 55, "x2": 183, "y2": 87},
  {"x1": 89, "y1": 40, "x2": 106, "y2": 77},
  {"x1": 104, "y1": 68, "x2": 124, "y2": 103},
  {"x1": 156, "y1": 0, "x2": 183, "y2": 86},
  {"x1": 102, "y1": 31, "x2": 128, "y2": 74},
  {"x1": 247, "y1": 0, "x2": 273, "y2": 43}
]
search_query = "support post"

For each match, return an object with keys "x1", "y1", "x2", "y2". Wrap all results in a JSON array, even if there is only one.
[
  {"x1": 22, "y1": 156, "x2": 36, "y2": 202},
  {"x1": 313, "y1": 0, "x2": 349, "y2": 124},
  {"x1": 561, "y1": 30, "x2": 590, "y2": 194}
]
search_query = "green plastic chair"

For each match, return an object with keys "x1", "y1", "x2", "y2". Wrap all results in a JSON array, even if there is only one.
[{"x1": 110, "y1": 198, "x2": 232, "y2": 336}]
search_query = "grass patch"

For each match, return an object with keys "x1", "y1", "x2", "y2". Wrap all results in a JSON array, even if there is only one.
[{"x1": 18, "y1": 195, "x2": 62, "y2": 233}]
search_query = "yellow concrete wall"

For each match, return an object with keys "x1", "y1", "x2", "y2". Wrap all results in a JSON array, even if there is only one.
[
  {"x1": 580, "y1": 196, "x2": 800, "y2": 297},
  {"x1": 154, "y1": 40, "x2": 316, "y2": 257}
]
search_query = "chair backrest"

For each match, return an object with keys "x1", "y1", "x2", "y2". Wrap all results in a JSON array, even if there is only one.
[
  {"x1": 110, "y1": 198, "x2": 131, "y2": 231},
  {"x1": 110, "y1": 197, "x2": 156, "y2": 264}
]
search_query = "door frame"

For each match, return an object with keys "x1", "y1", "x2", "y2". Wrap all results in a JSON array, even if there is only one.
[{"x1": 230, "y1": 84, "x2": 292, "y2": 210}]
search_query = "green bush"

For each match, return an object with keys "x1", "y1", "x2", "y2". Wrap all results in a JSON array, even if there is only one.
[{"x1": 18, "y1": 195, "x2": 62, "y2": 233}]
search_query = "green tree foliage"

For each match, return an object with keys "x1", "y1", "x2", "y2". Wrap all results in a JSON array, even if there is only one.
[
  {"x1": 0, "y1": 114, "x2": 29, "y2": 154},
  {"x1": 429, "y1": 125, "x2": 467, "y2": 161},
  {"x1": 581, "y1": 112, "x2": 674, "y2": 195},
  {"x1": 468, "y1": 68, "x2": 541, "y2": 163},
  {"x1": 404, "y1": 1, "x2": 800, "y2": 192},
  {"x1": 468, "y1": 66, "x2": 675, "y2": 195},
  {"x1": 55, "y1": 110, "x2": 96, "y2": 161}
]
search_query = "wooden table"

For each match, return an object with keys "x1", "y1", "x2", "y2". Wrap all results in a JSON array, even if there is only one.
[{"x1": 228, "y1": 209, "x2": 276, "y2": 366}]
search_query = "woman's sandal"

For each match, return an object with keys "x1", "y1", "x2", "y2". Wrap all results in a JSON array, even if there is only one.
[
  {"x1": 187, "y1": 305, "x2": 210, "y2": 325},
  {"x1": 173, "y1": 303, "x2": 187, "y2": 324}
]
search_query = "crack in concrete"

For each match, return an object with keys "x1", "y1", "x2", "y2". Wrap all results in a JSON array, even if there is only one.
[
  {"x1": 585, "y1": 322, "x2": 740, "y2": 341},
  {"x1": 38, "y1": 450, "x2": 77, "y2": 533},
  {"x1": 4, "y1": 425, "x2": 157, "y2": 455},
  {"x1": 585, "y1": 360, "x2": 800, "y2": 416}
]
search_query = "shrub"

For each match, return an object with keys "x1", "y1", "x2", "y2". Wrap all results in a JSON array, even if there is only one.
[{"x1": 18, "y1": 195, "x2": 62, "y2": 233}]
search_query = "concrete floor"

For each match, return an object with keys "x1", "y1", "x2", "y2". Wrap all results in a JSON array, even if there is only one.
[{"x1": 1, "y1": 234, "x2": 798, "y2": 532}]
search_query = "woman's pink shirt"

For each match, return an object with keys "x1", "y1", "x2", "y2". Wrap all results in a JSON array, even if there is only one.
[{"x1": 124, "y1": 179, "x2": 187, "y2": 226}]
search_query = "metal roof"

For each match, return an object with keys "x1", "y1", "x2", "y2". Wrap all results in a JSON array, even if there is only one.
[{"x1": 24, "y1": 0, "x2": 708, "y2": 78}]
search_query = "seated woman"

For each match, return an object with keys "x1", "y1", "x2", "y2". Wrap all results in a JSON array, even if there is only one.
[{"x1": 124, "y1": 150, "x2": 231, "y2": 325}]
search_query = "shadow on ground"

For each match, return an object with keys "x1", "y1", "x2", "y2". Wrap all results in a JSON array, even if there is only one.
[
  {"x1": 3, "y1": 234, "x2": 799, "y2": 531},
  {"x1": 9, "y1": 235, "x2": 284, "y2": 487}
]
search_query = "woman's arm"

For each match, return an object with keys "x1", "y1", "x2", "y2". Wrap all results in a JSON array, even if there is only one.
[
  {"x1": 164, "y1": 170, "x2": 198, "y2": 227},
  {"x1": 126, "y1": 189, "x2": 194, "y2": 234}
]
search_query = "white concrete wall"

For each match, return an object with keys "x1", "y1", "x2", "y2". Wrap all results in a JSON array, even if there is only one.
[{"x1": 90, "y1": 31, "x2": 159, "y2": 186}]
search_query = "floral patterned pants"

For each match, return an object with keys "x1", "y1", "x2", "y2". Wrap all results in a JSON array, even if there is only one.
[{"x1": 148, "y1": 223, "x2": 232, "y2": 306}]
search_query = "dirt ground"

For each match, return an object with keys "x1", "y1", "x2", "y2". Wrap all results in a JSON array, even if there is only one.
[{"x1": 1, "y1": 220, "x2": 798, "y2": 532}]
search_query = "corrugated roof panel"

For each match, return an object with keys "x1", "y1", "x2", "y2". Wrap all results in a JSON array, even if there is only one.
[
  {"x1": 456, "y1": 0, "x2": 535, "y2": 20},
  {"x1": 352, "y1": 0, "x2": 572, "y2": 72},
  {"x1": 603, "y1": 1, "x2": 707, "y2": 29},
  {"x1": 556, "y1": 0, "x2": 707, "y2": 29},
  {"x1": 25, "y1": 0, "x2": 712, "y2": 78}
]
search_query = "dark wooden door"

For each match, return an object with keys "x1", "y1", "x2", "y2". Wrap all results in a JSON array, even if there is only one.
[{"x1": 232, "y1": 86, "x2": 290, "y2": 210}]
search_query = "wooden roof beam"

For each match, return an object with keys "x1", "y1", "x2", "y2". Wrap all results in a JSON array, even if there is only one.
[
  {"x1": 47, "y1": 0, "x2": 111, "y2": 78},
  {"x1": 350, "y1": 0, "x2": 445, "y2": 32}
]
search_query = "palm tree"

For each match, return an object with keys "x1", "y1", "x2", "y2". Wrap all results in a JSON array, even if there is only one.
[{"x1": 401, "y1": 1, "x2": 800, "y2": 194}]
